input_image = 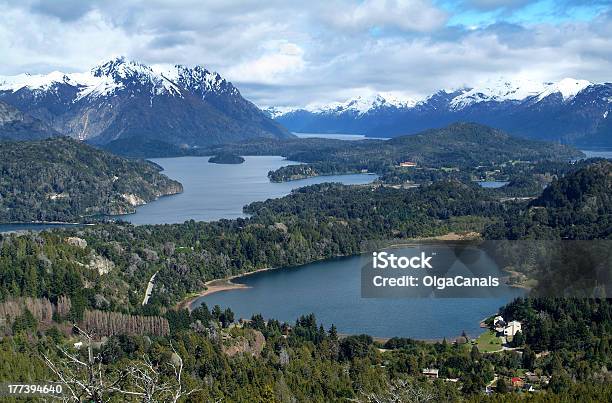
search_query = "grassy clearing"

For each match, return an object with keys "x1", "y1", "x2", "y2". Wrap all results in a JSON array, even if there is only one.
[{"x1": 476, "y1": 330, "x2": 503, "y2": 352}]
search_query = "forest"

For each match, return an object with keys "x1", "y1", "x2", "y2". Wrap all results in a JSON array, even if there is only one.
[
  {"x1": 0, "y1": 152, "x2": 609, "y2": 401},
  {"x1": 217, "y1": 123, "x2": 583, "y2": 183},
  {"x1": 0, "y1": 123, "x2": 584, "y2": 224},
  {"x1": 0, "y1": 137, "x2": 182, "y2": 223}
]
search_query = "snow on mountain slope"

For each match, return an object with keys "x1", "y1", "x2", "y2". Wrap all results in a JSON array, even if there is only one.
[
  {"x1": 449, "y1": 78, "x2": 547, "y2": 109},
  {"x1": 536, "y1": 78, "x2": 592, "y2": 101},
  {"x1": 0, "y1": 57, "x2": 236, "y2": 101},
  {"x1": 0, "y1": 57, "x2": 291, "y2": 146},
  {"x1": 271, "y1": 92, "x2": 419, "y2": 116},
  {"x1": 272, "y1": 77, "x2": 611, "y2": 146},
  {"x1": 271, "y1": 77, "x2": 598, "y2": 117}
]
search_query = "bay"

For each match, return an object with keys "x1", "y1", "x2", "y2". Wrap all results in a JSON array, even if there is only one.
[
  {"x1": 195, "y1": 254, "x2": 525, "y2": 340},
  {"x1": 123, "y1": 156, "x2": 377, "y2": 225},
  {"x1": 0, "y1": 156, "x2": 377, "y2": 231}
]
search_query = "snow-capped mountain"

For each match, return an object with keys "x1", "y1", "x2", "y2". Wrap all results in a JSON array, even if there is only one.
[
  {"x1": 266, "y1": 92, "x2": 417, "y2": 118},
  {"x1": 0, "y1": 57, "x2": 291, "y2": 148},
  {"x1": 272, "y1": 78, "x2": 612, "y2": 146}
]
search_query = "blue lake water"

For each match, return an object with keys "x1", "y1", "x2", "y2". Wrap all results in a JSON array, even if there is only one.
[
  {"x1": 2, "y1": 153, "x2": 523, "y2": 339},
  {"x1": 123, "y1": 156, "x2": 377, "y2": 225},
  {"x1": 294, "y1": 132, "x2": 390, "y2": 141},
  {"x1": 581, "y1": 149, "x2": 612, "y2": 159},
  {"x1": 196, "y1": 254, "x2": 525, "y2": 339},
  {"x1": 0, "y1": 156, "x2": 376, "y2": 231},
  {"x1": 477, "y1": 181, "x2": 509, "y2": 188}
]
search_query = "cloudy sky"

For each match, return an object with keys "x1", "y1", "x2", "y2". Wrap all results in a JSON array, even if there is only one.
[{"x1": 1, "y1": 0, "x2": 611, "y2": 107}]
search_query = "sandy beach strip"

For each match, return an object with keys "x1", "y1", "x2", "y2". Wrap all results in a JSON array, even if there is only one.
[{"x1": 178, "y1": 267, "x2": 276, "y2": 311}]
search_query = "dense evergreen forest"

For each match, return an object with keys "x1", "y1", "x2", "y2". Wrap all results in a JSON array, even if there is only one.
[
  {"x1": 203, "y1": 123, "x2": 583, "y2": 183},
  {"x1": 0, "y1": 137, "x2": 183, "y2": 223},
  {"x1": 208, "y1": 153, "x2": 245, "y2": 164},
  {"x1": 2, "y1": 162, "x2": 608, "y2": 314},
  {"x1": 0, "y1": 137, "x2": 608, "y2": 401},
  {"x1": 0, "y1": 123, "x2": 582, "y2": 224}
]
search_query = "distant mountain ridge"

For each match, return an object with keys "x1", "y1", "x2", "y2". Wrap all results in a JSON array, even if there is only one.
[
  {"x1": 269, "y1": 78, "x2": 612, "y2": 146},
  {"x1": 0, "y1": 57, "x2": 292, "y2": 147}
]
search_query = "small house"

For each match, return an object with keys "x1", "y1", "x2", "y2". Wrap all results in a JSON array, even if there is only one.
[
  {"x1": 504, "y1": 321, "x2": 522, "y2": 337},
  {"x1": 422, "y1": 368, "x2": 439, "y2": 379},
  {"x1": 399, "y1": 161, "x2": 417, "y2": 168},
  {"x1": 511, "y1": 377, "x2": 524, "y2": 388}
]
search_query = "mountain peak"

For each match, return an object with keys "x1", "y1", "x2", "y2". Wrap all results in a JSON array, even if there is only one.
[
  {"x1": 449, "y1": 77, "x2": 548, "y2": 109},
  {"x1": 537, "y1": 78, "x2": 592, "y2": 101},
  {"x1": 0, "y1": 59, "x2": 291, "y2": 145},
  {"x1": 303, "y1": 92, "x2": 418, "y2": 115},
  {"x1": 91, "y1": 56, "x2": 153, "y2": 79}
]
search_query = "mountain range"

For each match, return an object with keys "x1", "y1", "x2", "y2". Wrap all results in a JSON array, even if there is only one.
[
  {"x1": 268, "y1": 78, "x2": 612, "y2": 147},
  {"x1": 0, "y1": 57, "x2": 292, "y2": 148}
]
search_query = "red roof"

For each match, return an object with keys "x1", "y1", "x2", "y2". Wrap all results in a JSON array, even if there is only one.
[{"x1": 511, "y1": 377, "x2": 522, "y2": 383}]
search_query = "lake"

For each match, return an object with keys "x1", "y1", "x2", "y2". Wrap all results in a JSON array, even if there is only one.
[
  {"x1": 195, "y1": 254, "x2": 525, "y2": 340},
  {"x1": 0, "y1": 156, "x2": 377, "y2": 231},
  {"x1": 476, "y1": 181, "x2": 509, "y2": 188},
  {"x1": 2, "y1": 153, "x2": 522, "y2": 339},
  {"x1": 123, "y1": 156, "x2": 377, "y2": 224},
  {"x1": 581, "y1": 149, "x2": 612, "y2": 159},
  {"x1": 294, "y1": 132, "x2": 390, "y2": 141}
]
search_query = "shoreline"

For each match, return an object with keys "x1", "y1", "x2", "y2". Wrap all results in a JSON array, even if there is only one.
[
  {"x1": 178, "y1": 266, "x2": 278, "y2": 311},
  {"x1": 177, "y1": 231, "x2": 490, "y2": 311},
  {"x1": 0, "y1": 220, "x2": 86, "y2": 225}
]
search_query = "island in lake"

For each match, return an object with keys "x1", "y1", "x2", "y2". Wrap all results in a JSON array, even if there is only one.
[{"x1": 209, "y1": 153, "x2": 245, "y2": 164}]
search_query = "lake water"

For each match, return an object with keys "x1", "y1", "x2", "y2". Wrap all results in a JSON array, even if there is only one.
[
  {"x1": 123, "y1": 156, "x2": 376, "y2": 224},
  {"x1": 2, "y1": 154, "x2": 522, "y2": 339},
  {"x1": 0, "y1": 156, "x2": 376, "y2": 231},
  {"x1": 581, "y1": 149, "x2": 612, "y2": 159},
  {"x1": 477, "y1": 181, "x2": 509, "y2": 188},
  {"x1": 294, "y1": 132, "x2": 390, "y2": 141},
  {"x1": 196, "y1": 254, "x2": 525, "y2": 339}
]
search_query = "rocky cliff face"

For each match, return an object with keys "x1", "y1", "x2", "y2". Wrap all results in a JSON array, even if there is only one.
[{"x1": 0, "y1": 100, "x2": 57, "y2": 140}]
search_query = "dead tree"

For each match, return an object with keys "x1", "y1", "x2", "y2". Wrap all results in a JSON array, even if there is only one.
[
  {"x1": 43, "y1": 327, "x2": 197, "y2": 402},
  {"x1": 360, "y1": 379, "x2": 436, "y2": 403},
  {"x1": 42, "y1": 325, "x2": 126, "y2": 402},
  {"x1": 115, "y1": 343, "x2": 200, "y2": 402}
]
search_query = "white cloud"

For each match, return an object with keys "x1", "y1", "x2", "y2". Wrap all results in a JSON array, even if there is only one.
[
  {"x1": 0, "y1": 0, "x2": 610, "y2": 108},
  {"x1": 322, "y1": 0, "x2": 448, "y2": 33},
  {"x1": 226, "y1": 41, "x2": 305, "y2": 84}
]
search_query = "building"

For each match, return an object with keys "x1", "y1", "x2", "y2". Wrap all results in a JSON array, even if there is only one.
[
  {"x1": 504, "y1": 320, "x2": 522, "y2": 337},
  {"x1": 422, "y1": 368, "x2": 439, "y2": 379},
  {"x1": 493, "y1": 315, "x2": 506, "y2": 333},
  {"x1": 511, "y1": 377, "x2": 524, "y2": 388},
  {"x1": 399, "y1": 161, "x2": 417, "y2": 167}
]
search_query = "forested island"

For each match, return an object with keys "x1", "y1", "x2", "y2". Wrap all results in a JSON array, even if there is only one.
[
  {"x1": 0, "y1": 157, "x2": 610, "y2": 401},
  {"x1": 208, "y1": 153, "x2": 245, "y2": 164},
  {"x1": 204, "y1": 123, "x2": 583, "y2": 184},
  {"x1": 0, "y1": 137, "x2": 183, "y2": 223}
]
